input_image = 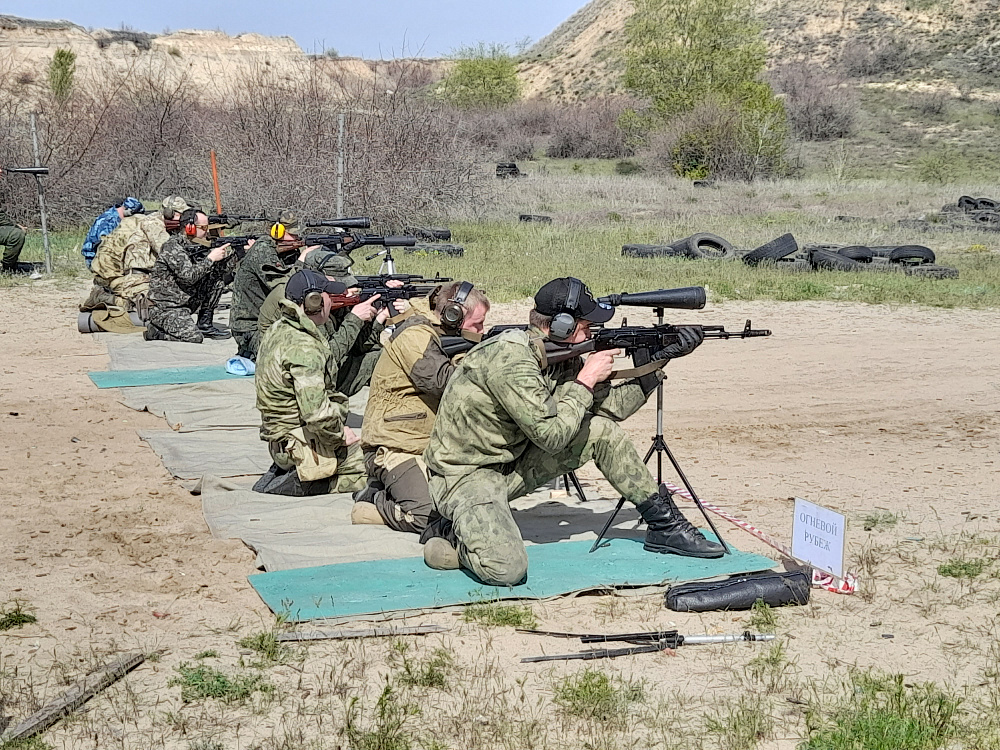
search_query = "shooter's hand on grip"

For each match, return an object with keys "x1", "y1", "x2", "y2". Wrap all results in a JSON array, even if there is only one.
[
  {"x1": 576, "y1": 349, "x2": 620, "y2": 389},
  {"x1": 653, "y1": 325, "x2": 703, "y2": 361}
]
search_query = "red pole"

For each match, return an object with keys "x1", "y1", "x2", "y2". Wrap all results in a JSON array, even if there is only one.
[{"x1": 210, "y1": 150, "x2": 223, "y2": 214}]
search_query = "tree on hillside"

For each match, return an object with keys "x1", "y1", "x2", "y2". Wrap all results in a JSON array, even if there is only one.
[
  {"x1": 623, "y1": 0, "x2": 786, "y2": 179},
  {"x1": 48, "y1": 48, "x2": 76, "y2": 102},
  {"x1": 439, "y1": 43, "x2": 522, "y2": 109}
]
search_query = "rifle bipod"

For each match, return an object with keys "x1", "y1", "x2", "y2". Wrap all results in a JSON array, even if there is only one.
[{"x1": 589, "y1": 306, "x2": 730, "y2": 555}]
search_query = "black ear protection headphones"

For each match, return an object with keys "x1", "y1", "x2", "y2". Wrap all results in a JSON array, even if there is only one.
[
  {"x1": 548, "y1": 278, "x2": 582, "y2": 342},
  {"x1": 440, "y1": 281, "x2": 474, "y2": 331}
]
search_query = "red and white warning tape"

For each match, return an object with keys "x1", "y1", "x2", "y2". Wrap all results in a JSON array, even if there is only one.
[{"x1": 661, "y1": 481, "x2": 858, "y2": 595}]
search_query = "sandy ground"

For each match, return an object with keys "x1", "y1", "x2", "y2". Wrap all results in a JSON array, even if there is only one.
[{"x1": 1, "y1": 279, "x2": 999, "y2": 748}]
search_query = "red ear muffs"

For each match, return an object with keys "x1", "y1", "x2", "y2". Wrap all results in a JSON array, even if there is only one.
[{"x1": 184, "y1": 223, "x2": 198, "y2": 237}]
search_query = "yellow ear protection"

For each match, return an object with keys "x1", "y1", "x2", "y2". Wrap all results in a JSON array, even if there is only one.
[
  {"x1": 270, "y1": 221, "x2": 287, "y2": 241},
  {"x1": 440, "y1": 281, "x2": 474, "y2": 331},
  {"x1": 548, "y1": 278, "x2": 582, "y2": 342}
]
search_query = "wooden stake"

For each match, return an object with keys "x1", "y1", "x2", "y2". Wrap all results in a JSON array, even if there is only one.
[
  {"x1": 210, "y1": 149, "x2": 222, "y2": 214},
  {"x1": 0, "y1": 651, "x2": 144, "y2": 742}
]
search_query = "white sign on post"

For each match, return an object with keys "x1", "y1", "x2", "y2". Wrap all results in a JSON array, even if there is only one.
[{"x1": 791, "y1": 498, "x2": 846, "y2": 579}]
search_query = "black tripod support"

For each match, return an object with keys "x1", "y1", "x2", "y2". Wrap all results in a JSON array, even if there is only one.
[{"x1": 588, "y1": 307, "x2": 730, "y2": 555}]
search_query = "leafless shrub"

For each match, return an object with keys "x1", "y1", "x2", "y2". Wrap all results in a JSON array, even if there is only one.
[
  {"x1": 840, "y1": 36, "x2": 916, "y2": 78},
  {"x1": 770, "y1": 62, "x2": 857, "y2": 140},
  {"x1": 544, "y1": 96, "x2": 637, "y2": 159},
  {"x1": 911, "y1": 90, "x2": 949, "y2": 117},
  {"x1": 95, "y1": 28, "x2": 156, "y2": 51},
  {"x1": 458, "y1": 99, "x2": 562, "y2": 156}
]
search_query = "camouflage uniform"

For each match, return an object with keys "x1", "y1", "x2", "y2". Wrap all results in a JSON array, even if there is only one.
[
  {"x1": 360, "y1": 297, "x2": 455, "y2": 533},
  {"x1": 229, "y1": 236, "x2": 296, "y2": 360},
  {"x1": 86, "y1": 213, "x2": 169, "y2": 309},
  {"x1": 146, "y1": 235, "x2": 224, "y2": 343},
  {"x1": 253, "y1": 297, "x2": 366, "y2": 496},
  {"x1": 256, "y1": 250, "x2": 383, "y2": 394},
  {"x1": 0, "y1": 203, "x2": 25, "y2": 271},
  {"x1": 423, "y1": 327, "x2": 662, "y2": 586}
]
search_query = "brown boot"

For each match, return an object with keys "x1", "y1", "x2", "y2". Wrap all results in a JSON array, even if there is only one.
[
  {"x1": 80, "y1": 283, "x2": 116, "y2": 312},
  {"x1": 351, "y1": 500, "x2": 386, "y2": 526}
]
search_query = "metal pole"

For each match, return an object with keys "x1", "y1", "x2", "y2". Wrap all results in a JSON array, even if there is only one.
[
  {"x1": 210, "y1": 150, "x2": 223, "y2": 214},
  {"x1": 336, "y1": 113, "x2": 345, "y2": 217},
  {"x1": 29, "y1": 113, "x2": 52, "y2": 274}
]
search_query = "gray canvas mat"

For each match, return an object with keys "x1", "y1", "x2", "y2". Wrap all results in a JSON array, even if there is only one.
[
  {"x1": 199, "y1": 474, "x2": 640, "y2": 571},
  {"x1": 102, "y1": 334, "x2": 237, "y2": 370},
  {"x1": 140, "y1": 429, "x2": 273, "y2": 479},
  {"x1": 120, "y1": 379, "x2": 260, "y2": 430}
]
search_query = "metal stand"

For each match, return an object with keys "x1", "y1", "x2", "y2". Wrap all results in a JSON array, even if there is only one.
[
  {"x1": 561, "y1": 472, "x2": 588, "y2": 502},
  {"x1": 589, "y1": 306, "x2": 730, "y2": 554},
  {"x1": 365, "y1": 245, "x2": 397, "y2": 275}
]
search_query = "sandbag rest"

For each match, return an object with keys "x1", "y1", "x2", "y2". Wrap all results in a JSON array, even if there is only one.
[{"x1": 665, "y1": 570, "x2": 810, "y2": 612}]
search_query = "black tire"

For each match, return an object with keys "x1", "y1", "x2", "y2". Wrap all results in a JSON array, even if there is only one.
[
  {"x1": 404, "y1": 226, "x2": 452, "y2": 241},
  {"x1": 838, "y1": 245, "x2": 874, "y2": 263},
  {"x1": 972, "y1": 211, "x2": 1000, "y2": 225},
  {"x1": 958, "y1": 195, "x2": 978, "y2": 211},
  {"x1": 682, "y1": 232, "x2": 737, "y2": 259},
  {"x1": 888, "y1": 245, "x2": 935, "y2": 264},
  {"x1": 773, "y1": 258, "x2": 812, "y2": 273},
  {"x1": 940, "y1": 203, "x2": 963, "y2": 214},
  {"x1": 810, "y1": 248, "x2": 865, "y2": 271},
  {"x1": 976, "y1": 198, "x2": 998, "y2": 211},
  {"x1": 692, "y1": 179, "x2": 715, "y2": 188},
  {"x1": 519, "y1": 214, "x2": 552, "y2": 223},
  {"x1": 622, "y1": 244, "x2": 689, "y2": 258},
  {"x1": 869, "y1": 246, "x2": 894, "y2": 258},
  {"x1": 905, "y1": 264, "x2": 959, "y2": 279},
  {"x1": 405, "y1": 243, "x2": 464, "y2": 257},
  {"x1": 743, "y1": 233, "x2": 798, "y2": 265}
]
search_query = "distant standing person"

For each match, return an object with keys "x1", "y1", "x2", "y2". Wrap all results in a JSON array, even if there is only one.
[
  {"x1": 0, "y1": 200, "x2": 27, "y2": 274},
  {"x1": 80, "y1": 197, "x2": 144, "y2": 269}
]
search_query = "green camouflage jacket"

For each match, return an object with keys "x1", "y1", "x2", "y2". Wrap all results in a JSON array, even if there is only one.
[
  {"x1": 229, "y1": 236, "x2": 295, "y2": 335},
  {"x1": 0, "y1": 203, "x2": 13, "y2": 227},
  {"x1": 255, "y1": 298, "x2": 350, "y2": 447},
  {"x1": 423, "y1": 326, "x2": 656, "y2": 476},
  {"x1": 149, "y1": 235, "x2": 214, "y2": 308}
]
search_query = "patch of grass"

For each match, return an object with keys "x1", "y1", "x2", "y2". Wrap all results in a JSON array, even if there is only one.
[
  {"x1": 462, "y1": 600, "x2": 538, "y2": 628},
  {"x1": 938, "y1": 558, "x2": 988, "y2": 579},
  {"x1": 396, "y1": 646, "x2": 455, "y2": 690},
  {"x1": 863, "y1": 510, "x2": 901, "y2": 532},
  {"x1": 745, "y1": 641, "x2": 795, "y2": 693},
  {"x1": 553, "y1": 668, "x2": 645, "y2": 723},
  {"x1": 802, "y1": 671, "x2": 962, "y2": 750},
  {"x1": 0, "y1": 601, "x2": 37, "y2": 631},
  {"x1": 194, "y1": 650, "x2": 219, "y2": 660},
  {"x1": 705, "y1": 695, "x2": 774, "y2": 750},
  {"x1": 187, "y1": 742, "x2": 223, "y2": 750},
  {"x1": 238, "y1": 629, "x2": 293, "y2": 665},
  {"x1": 344, "y1": 682, "x2": 419, "y2": 750},
  {"x1": 746, "y1": 599, "x2": 778, "y2": 632},
  {"x1": 0, "y1": 739, "x2": 53, "y2": 750},
  {"x1": 168, "y1": 663, "x2": 274, "y2": 704}
]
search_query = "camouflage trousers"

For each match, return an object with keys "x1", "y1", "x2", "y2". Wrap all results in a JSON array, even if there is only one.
[
  {"x1": 234, "y1": 329, "x2": 260, "y2": 361},
  {"x1": 108, "y1": 271, "x2": 150, "y2": 308},
  {"x1": 364, "y1": 448, "x2": 434, "y2": 534},
  {"x1": 428, "y1": 415, "x2": 658, "y2": 586},
  {"x1": 148, "y1": 275, "x2": 224, "y2": 343},
  {"x1": 254, "y1": 442, "x2": 367, "y2": 496},
  {"x1": 0, "y1": 225, "x2": 25, "y2": 267}
]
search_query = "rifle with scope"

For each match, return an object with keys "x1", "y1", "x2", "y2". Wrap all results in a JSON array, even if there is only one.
[
  {"x1": 282, "y1": 233, "x2": 418, "y2": 254},
  {"x1": 438, "y1": 286, "x2": 771, "y2": 364},
  {"x1": 208, "y1": 214, "x2": 268, "y2": 226},
  {"x1": 304, "y1": 217, "x2": 372, "y2": 229},
  {"x1": 354, "y1": 272, "x2": 453, "y2": 289},
  {"x1": 328, "y1": 283, "x2": 439, "y2": 311}
]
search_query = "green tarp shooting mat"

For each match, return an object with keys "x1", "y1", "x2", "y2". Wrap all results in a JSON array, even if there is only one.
[
  {"x1": 249, "y1": 536, "x2": 776, "y2": 622},
  {"x1": 89, "y1": 364, "x2": 243, "y2": 388}
]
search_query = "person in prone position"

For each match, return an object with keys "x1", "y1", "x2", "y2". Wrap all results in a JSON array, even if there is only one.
[
  {"x1": 420, "y1": 276, "x2": 719, "y2": 586},
  {"x1": 355, "y1": 280, "x2": 490, "y2": 533},
  {"x1": 253, "y1": 268, "x2": 369, "y2": 497}
]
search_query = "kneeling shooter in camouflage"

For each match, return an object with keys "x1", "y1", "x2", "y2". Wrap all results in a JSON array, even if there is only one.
[
  {"x1": 144, "y1": 209, "x2": 236, "y2": 342},
  {"x1": 356, "y1": 281, "x2": 490, "y2": 532},
  {"x1": 421, "y1": 277, "x2": 721, "y2": 586},
  {"x1": 253, "y1": 268, "x2": 369, "y2": 496}
]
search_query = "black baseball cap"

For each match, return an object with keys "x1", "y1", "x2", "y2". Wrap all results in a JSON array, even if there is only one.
[
  {"x1": 534, "y1": 277, "x2": 614, "y2": 324},
  {"x1": 284, "y1": 269, "x2": 347, "y2": 304}
]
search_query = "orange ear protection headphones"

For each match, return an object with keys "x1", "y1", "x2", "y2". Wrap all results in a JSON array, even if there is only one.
[
  {"x1": 440, "y1": 281, "x2": 474, "y2": 331},
  {"x1": 548, "y1": 278, "x2": 582, "y2": 342},
  {"x1": 184, "y1": 223, "x2": 198, "y2": 237}
]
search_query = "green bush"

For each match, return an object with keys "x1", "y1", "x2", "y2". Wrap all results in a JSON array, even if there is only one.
[
  {"x1": 439, "y1": 43, "x2": 521, "y2": 109},
  {"x1": 48, "y1": 48, "x2": 76, "y2": 102}
]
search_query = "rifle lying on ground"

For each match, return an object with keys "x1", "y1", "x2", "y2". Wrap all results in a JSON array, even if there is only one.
[{"x1": 518, "y1": 629, "x2": 775, "y2": 662}]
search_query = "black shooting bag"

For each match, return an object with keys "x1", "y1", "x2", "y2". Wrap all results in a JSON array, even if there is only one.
[{"x1": 665, "y1": 570, "x2": 810, "y2": 612}]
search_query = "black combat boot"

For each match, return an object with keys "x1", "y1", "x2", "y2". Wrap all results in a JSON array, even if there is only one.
[
  {"x1": 197, "y1": 306, "x2": 232, "y2": 340},
  {"x1": 637, "y1": 486, "x2": 724, "y2": 558},
  {"x1": 143, "y1": 323, "x2": 169, "y2": 341}
]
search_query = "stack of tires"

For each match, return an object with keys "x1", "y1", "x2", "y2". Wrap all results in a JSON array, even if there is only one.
[{"x1": 496, "y1": 163, "x2": 521, "y2": 179}]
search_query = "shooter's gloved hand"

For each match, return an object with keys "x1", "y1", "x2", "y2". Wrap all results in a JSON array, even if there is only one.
[{"x1": 653, "y1": 325, "x2": 704, "y2": 361}]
